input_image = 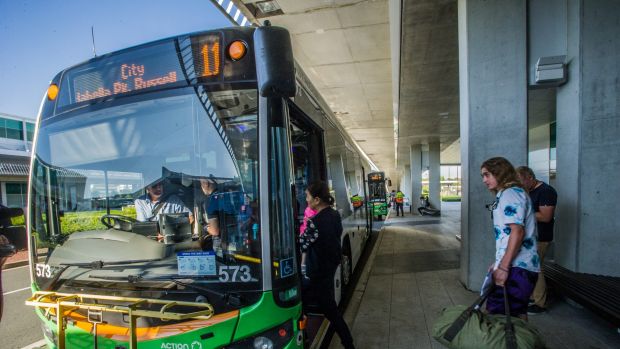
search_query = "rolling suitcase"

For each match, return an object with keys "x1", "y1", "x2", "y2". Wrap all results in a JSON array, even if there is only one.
[{"x1": 432, "y1": 286, "x2": 546, "y2": 349}]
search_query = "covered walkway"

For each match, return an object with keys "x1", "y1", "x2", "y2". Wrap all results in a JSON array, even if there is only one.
[{"x1": 330, "y1": 203, "x2": 620, "y2": 349}]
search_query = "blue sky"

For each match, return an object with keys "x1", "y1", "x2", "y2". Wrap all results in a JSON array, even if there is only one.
[{"x1": 0, "y1": 0, "x2": 231, "y2": 119}]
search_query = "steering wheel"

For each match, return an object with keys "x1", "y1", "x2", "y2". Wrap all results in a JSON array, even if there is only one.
[{"x1": 100, "y1": 214, "x2": 138, "y2": 232}]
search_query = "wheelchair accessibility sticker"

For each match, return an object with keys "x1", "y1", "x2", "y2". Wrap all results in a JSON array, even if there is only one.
[{"x1": 280, "y1": 257, "x2": 295, "y2": 278}]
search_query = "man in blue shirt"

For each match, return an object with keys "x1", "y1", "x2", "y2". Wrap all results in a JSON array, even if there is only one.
[
  {"x1": 517, "y1": 166, "x2": 557, "y2": 315},
  {"x1": 199, "y1": 178, "x2": 224, "y2": 251}
]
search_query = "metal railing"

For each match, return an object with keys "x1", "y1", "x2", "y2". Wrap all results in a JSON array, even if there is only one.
[{"x1": 26, "y1": 291, "x2": 215, "y2": 349}]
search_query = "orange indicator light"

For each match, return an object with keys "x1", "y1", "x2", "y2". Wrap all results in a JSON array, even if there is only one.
[
  {"x1": 47, "y1": 84, "x2": 59, "y2": 101},
  {"x1": 298, "y1": 316, "x2": 307, "y2": 330},
  {"x1": 228, "y1": 41, "x2": 247, "y2": 61}
]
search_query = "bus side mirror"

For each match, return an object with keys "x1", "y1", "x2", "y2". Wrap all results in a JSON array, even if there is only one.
[{"x1": 254, "y1": 26, "x2": 296, "y2": 98}]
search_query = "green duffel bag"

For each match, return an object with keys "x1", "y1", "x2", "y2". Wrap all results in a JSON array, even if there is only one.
[{"x1": 432, "y1": 286, "x2": 546, "y2": 349}]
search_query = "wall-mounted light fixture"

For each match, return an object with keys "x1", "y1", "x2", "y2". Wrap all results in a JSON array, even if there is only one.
[
  {"x1": 535, "y1": 55, "x2": 567, "y2": 86},
  {"x1": 246, "y1": 0, "x2": 284, "y2": 18}
]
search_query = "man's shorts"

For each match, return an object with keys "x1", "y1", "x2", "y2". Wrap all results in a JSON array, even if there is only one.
[{"x1": 486, "y1": 267, "x2": 538, "y2": 316}]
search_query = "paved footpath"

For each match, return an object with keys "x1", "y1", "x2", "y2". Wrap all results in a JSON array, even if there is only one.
[
  {"x1": 330, "y1": 204, "x2": 620, "y2": 349},
  {"x1": 1, "y1": 264, "x2": 45, "y2": 349},
  {"x1": 2, "y1": 249, "x2": 30, "y2": 269}
]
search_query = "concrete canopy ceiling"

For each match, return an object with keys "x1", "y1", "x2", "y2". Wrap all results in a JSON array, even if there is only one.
[
  {"x1": 396, "y1": 0, "x2": 460, "y2": 170},
  {"x1": 234, "y1": 0, "x2": 462, "y2": 185},
  {"x1": 236, "y1": 0, "x2": 395, "y2": 179}
]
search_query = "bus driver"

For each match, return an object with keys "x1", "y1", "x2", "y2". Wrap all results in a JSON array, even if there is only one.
[{"x1": 135, "y1": 180, "x2": 193, "y2": 223}]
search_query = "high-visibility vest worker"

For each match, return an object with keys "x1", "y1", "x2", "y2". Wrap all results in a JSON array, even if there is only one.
[
  {"x1": 395, "y1": 191, "x2": 404, "y2": 204},
  {"x1": 351, "y1": 194, "x2": 363, "y2": 208}
]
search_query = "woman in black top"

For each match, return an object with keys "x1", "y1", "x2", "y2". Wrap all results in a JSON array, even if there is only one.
[{"x1": 300, "y1": 181, "x2": 355, "y2": 349}]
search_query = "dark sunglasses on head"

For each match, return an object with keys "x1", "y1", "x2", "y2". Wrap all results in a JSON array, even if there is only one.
[{"x1": 485, "y1": 198, "x2": 499, "y2": 211}]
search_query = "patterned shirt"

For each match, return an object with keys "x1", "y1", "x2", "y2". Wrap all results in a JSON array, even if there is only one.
[
  {"x1": 492, "y1": 187, "x2": 540, "y2": 273},
  {"x1": 299, "y1": 218, "x2": 319, "y2": 252},
  {"x1": 298, "y1": 207, "x2": 342, "y2": 279}
]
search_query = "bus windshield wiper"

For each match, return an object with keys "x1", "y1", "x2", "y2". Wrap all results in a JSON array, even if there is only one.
[
  {"x1": 171, "y1": 279, "x2": 245, "y2": 307},
  {"x1": 46, "y1": 258, "x2": 164, "y2": 291},
  {"x1": 91, "y1": 275, "x2": 246, "y2": 306}
]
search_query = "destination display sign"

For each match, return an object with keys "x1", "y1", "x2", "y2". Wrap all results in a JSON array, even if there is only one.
[
  {"x1": 57, "y1": 34, "x2": 223, "y2": 108},
  {"x1": 73, "y1": 63, "x2": 179, "y2": 103},
  {"x1": 369, "y1": 173, "x2": 384, "y2": 181},
  {"x1": 192, "y1": 34, "x2": 221, "y2": 78}
]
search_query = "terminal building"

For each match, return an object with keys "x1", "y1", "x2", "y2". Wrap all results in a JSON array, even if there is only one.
[{"x1": 0, "y1": 112, "x2": 35, "y2": 208}]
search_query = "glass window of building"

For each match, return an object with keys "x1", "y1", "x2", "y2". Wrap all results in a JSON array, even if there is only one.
[
  {"x1": 26, "y1": 122, "x2": 35, "y2": 141},
  {"x1": 6, "y1": 182, "x2": 28, "y2": 207},
  {"x1": 0, "y1": 117, "x2": 25, "y2": 140},
  {"x1": 0, "y1": 118, "x2": 5, "y2": 138}
]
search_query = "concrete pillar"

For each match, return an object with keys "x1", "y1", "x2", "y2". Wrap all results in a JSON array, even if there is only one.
[
  {"x1": 428, "y1": 142, "x2": 441, "y2": 209},
  {"x1": 458, "y1": 0, "x2": 528, "y2": 290},
  {"x1": 328, "y1": 153, "x2": 352, "y2": 218},
  {"x1": 402, "y1": 166, "x2": 411, "y2": 211},
  {"x1": 555, "y1": 0, "x2": 620, "y2": 276},
  {"x1": 354, "y1": 165, "x2": 363, "y2": 197},
  {"x1": 410, "y1": 144, "x2": 422, "y2": 212}
]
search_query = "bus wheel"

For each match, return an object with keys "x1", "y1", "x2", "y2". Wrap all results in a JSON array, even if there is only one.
[{"x1": 341, "y1": 245, "x2": 352, "y2": 287}]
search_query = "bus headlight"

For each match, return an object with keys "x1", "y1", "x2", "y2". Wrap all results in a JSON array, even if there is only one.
[
  {"x1": 253, "y1": 336, "x2": 273, "y2": 349},
  {"x1": 226, "y1": 320, "x2": 293, "y2": 349}
]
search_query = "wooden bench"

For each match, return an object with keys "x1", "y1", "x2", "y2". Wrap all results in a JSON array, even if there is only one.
[{"x1": 544, "y1": 261, "x2": 620, "y2": 327}]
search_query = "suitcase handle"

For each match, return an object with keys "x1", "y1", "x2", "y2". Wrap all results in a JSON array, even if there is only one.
[
  {"x1": 503, "y1": 286, "x2": 518, "y2": 349},
  {"x1": 442, "y1": 286, "x2": 494, "y2": 342},
  {"x1": 443, "y1": 285, "x2": 519, "y2": 349}
]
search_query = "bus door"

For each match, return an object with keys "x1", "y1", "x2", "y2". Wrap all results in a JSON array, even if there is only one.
[
  {"x1": 287, "y1": 101, "x2": 326, "y2": 230},
  {"x1": 362, "y1": 166, "x2": 372, "y2": 235}
]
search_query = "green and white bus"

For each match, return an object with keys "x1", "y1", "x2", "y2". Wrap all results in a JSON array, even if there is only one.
[
  {"x1": 367, "y1": 172, "x2": 388, "y2": 221},
  {"x1": 25, "y1": 26, "x2": 373, "y2": 349}
]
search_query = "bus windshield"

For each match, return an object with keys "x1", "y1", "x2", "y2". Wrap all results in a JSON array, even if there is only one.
[{"x1": 29, "y1": 87, "x2": 262, "y2": 310}]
